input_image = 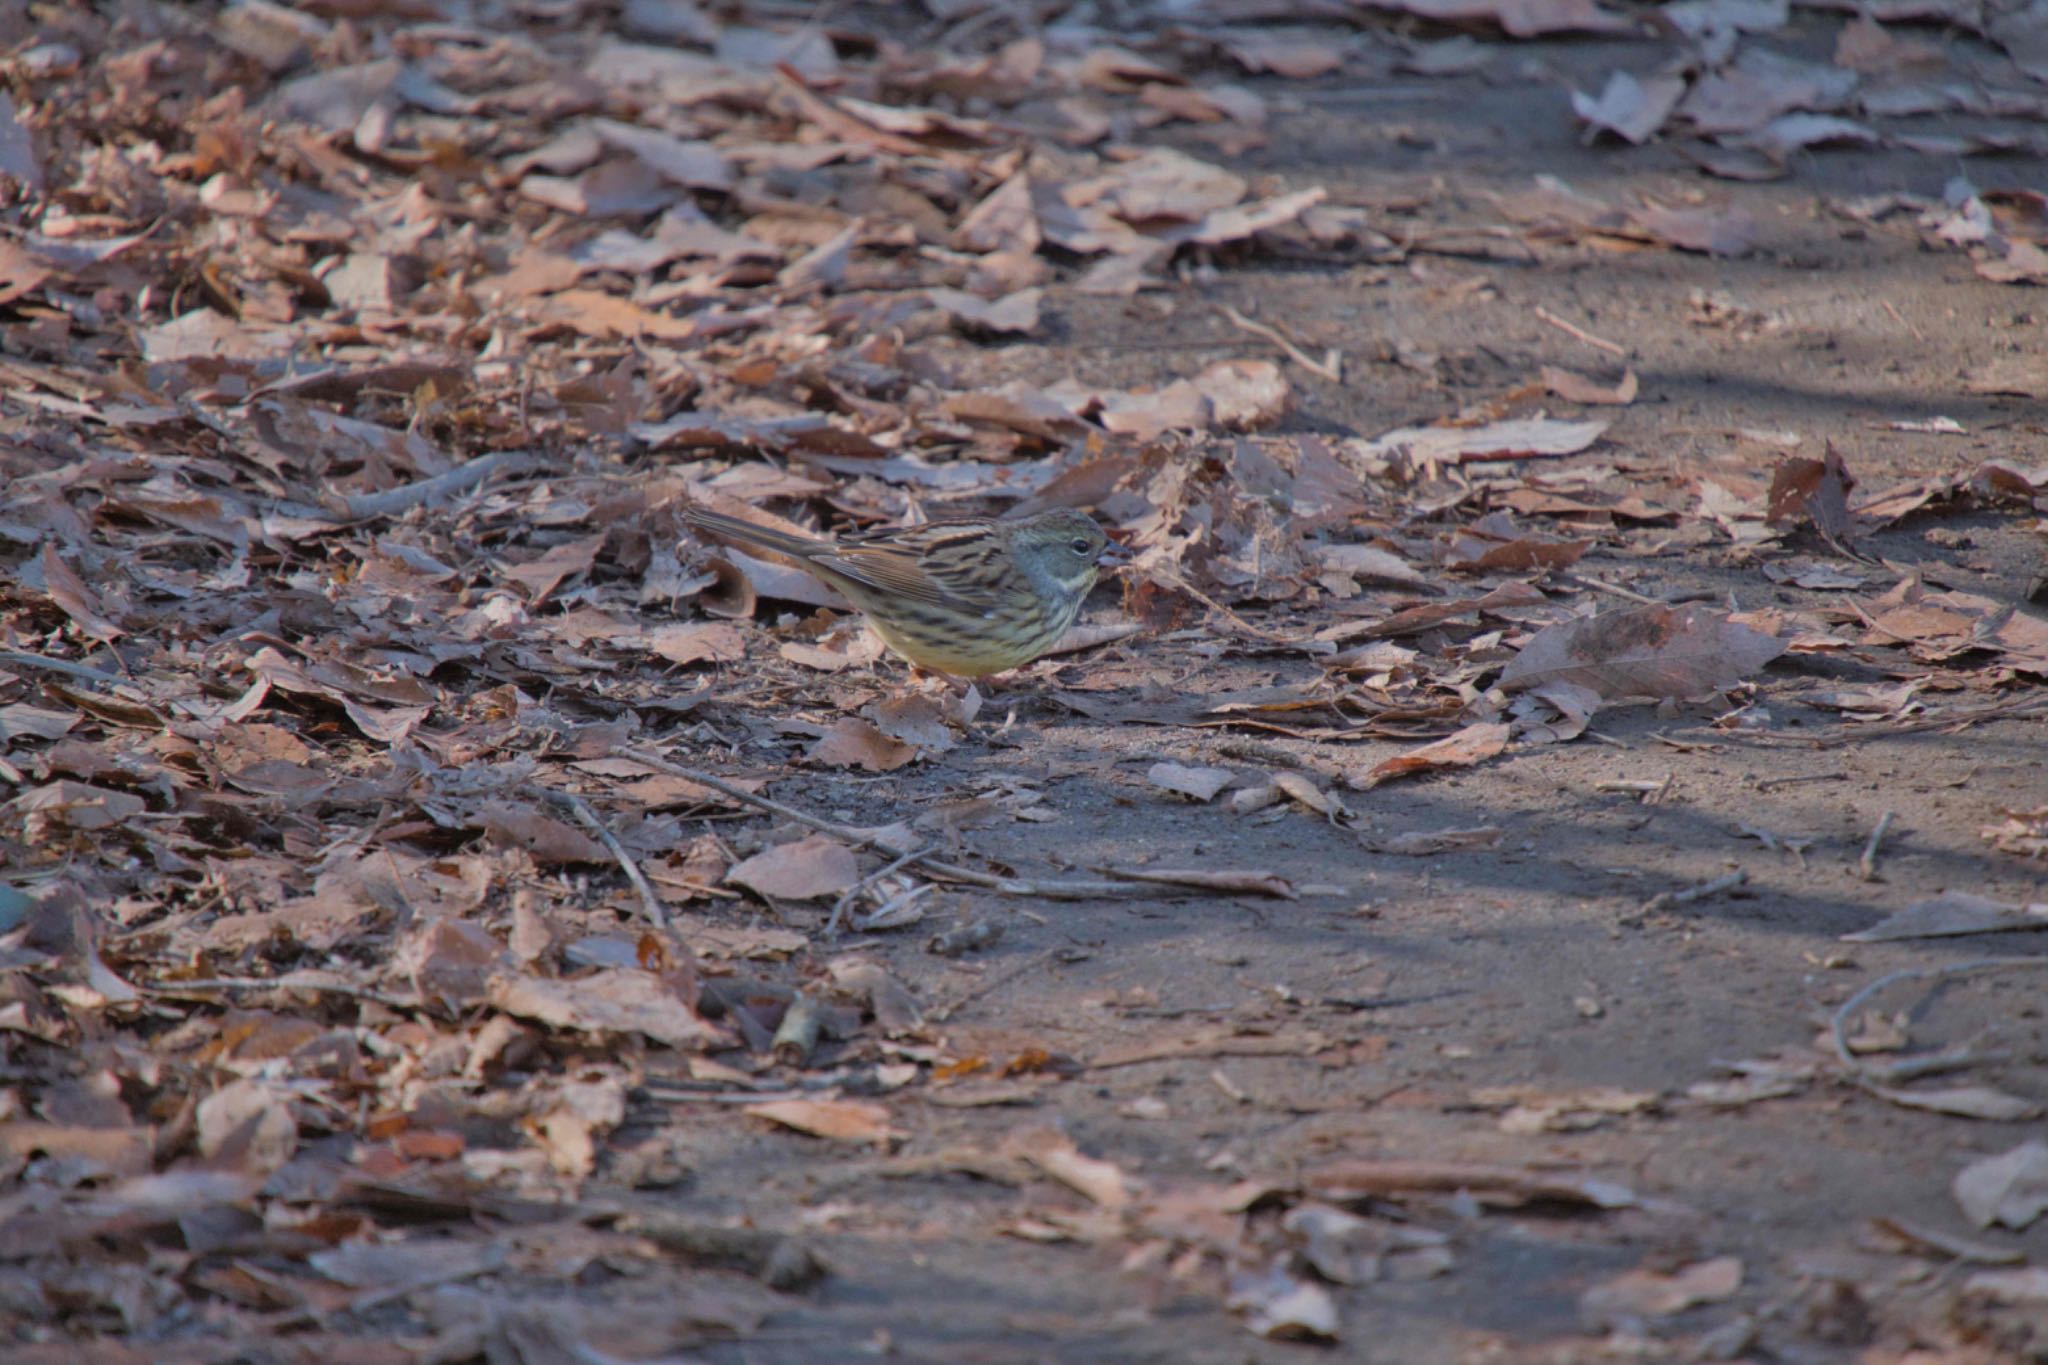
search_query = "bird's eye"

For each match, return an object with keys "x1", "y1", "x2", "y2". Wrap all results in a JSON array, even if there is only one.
[{"x1": 1070, "y1": 538, "x2": 1092, "y2": 555}]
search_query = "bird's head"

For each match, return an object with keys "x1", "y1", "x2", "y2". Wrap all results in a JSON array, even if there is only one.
[{"x1": 1011, "y1": 508, "x2": 1123, "y2": 595}]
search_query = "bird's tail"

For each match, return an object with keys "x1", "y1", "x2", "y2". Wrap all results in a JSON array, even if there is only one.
[{"x1": 682, "y1": 503, "x2": 825, "y2": 560}]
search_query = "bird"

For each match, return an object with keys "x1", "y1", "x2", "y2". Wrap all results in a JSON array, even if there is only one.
[{"x1": 682, "y1": 503, "x2": 1126, "y2": 678}]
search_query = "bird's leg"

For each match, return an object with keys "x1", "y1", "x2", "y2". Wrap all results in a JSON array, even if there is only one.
[{"x1": 906, "y1": 663, "x2": 967, "y2": 693}]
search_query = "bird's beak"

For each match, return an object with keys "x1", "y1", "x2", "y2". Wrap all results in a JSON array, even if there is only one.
[{"x1": 1097, "y1": 539, "x2": 1134, "y2": 570}]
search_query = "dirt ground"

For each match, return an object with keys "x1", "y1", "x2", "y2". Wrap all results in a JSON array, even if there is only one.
[
  {"x1": 671, "y1": 16, "x2": 2048, "y2": 1365},
  {"x1": 4, "y1": 1, "x2": 2048, "y2": 1362}
]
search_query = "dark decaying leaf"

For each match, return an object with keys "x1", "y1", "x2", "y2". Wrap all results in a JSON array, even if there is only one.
[
  {"x1": 1766, "y1": 442, "x2": 1857, "y2": 546},
  {"x1": 36, "y1": 544, "x2": 126, "y2": 642}
]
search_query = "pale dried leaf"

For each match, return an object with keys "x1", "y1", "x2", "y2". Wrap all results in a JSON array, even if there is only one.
[
  {"x1": 1581, "y1": 1256, "x2": 1743, "y2": 1324},
  {"x1": 1148, "y1": 762, "x2": 1236, "y2": 802},
  {"x1": 1350, "y1": 722, "x2": 1510, "y2": 790},
  {"x1": 1498, "y1": 604, "x2": 1786, "y2": 700},
  {"x1": 1954, "y1": 1140, "x2": 2048, "y2": 1230},
  {"x1": 487, "y1": 969, "x2": 717, "y2": 1049},
  {"x1": 744, "y1": 1097, "x2": 900, "y2": 1145},
  {"x1": 726, "y1": 835, "x2": 862, "y2": 900},
  {"x1": 808, "y1": 717, "x2": 917, "y2": 772}
]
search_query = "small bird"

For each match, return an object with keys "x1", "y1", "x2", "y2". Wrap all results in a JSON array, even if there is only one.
[{"x1": 683, "y1": 503, "x2": 1125, "y2": 678}]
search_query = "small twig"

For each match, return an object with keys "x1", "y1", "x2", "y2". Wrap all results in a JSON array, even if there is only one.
[
  {"x1": 928, "y1": 948, "x2": 1058, "y2": 1024},
  {"x1": 1708, "y1": 693, "x2": 2048, "y2": 751},
  {"x1": 1595, "y1": 777, "x2": 1673, "y2": 803},
  {"x1": 826, "y1": 843, "x2": 933, "y2": 936},
  {"x1": 1532, "y1": 305, "x2": 1626, "y2": 357},
  {"x1": 1147, "y1": 565, "x2": 1310, "y2": 645},
  {"x1": 1757, "y1": 772, "x2": 1846, "y2": 791},
  {"x1": 151, "y1": 976, "x2": 416, "y2": 1010},
  {"x1": 1213, "y1": 738, "x2": 1339, "y2": 777},
  {"x1": 0, "y1": 650, "x2": 132, "y2": 689},
  {"x1": 616, "y1": 748, "x2": 1188, "y2": 901},
  {"x1": 336, "y1": 450, "x2": 540, "y2": 521},
  {"x1": 535, "y1": 787, "x2": 668, "y2": 929},
  {"x1": 771, "y1": 991, "x2": 822, "y2": 1065},
  {"x1": 1627, "y1": 867, "x2": 1746, "y2": 923},
  {"x1": 1879, "y1": 297, "x2": 1925, "y2": 343},
  {"x1": 1829, "y1": 958, "x2": 2048, "y2": 1078},
  {"x1": 1556, "y1": 573, "x2": 1661, "y2": 605},
  {"x1": 646, "y1": 874, "x2": 741, "y2": 900},
  {"x1": 856, "y1": 881, "x2": 937, "y2": 932},
  {"x1": 1221, "y1": 304, "x2": 1343, "y2": 382},
  {"x1": 1857, "y1": 810, "x2": 1897, "y2": 882}
]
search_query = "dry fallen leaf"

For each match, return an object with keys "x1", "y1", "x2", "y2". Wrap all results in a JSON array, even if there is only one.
[
  {"x1": 1003, "y1": 1125, "x2": 1135, "y2": 1209},
  {"x1": 1227, "y1": 1265, "x2": 1341, "y2": 1342},
  {"x1": 1541, "y1": 364, "x2": 1639, "y2": 405},
  {"x1": 1349, "y1": 722, "x2": 1510, "y2": 790},
  {"x1": 1844, "y1": 892, "x2": 2048, "y2": 942},
  {"x1": 1954, "y1": 1140, "x2": 2048, "y2": 1230},
  {"x1": 1581, "y1": 1256, "x2": 1743, "y2": 1325},
  {"x1": 37, "y1": 544, "x2": 125, "y2": 642},
  {"x1": 1148, "y1": 762, "x2": 1237, "y2": 802},
  {"x1": 745, "y1": 1097, "x2": 901, "y2": 1146},
  {"x1": 1356, "y1": 417, "x2": 1609, "y2": 466},
  {"x1": 1766, "y1": 442, "x2": 1857, "y2": 547},
  {"x1": 1498, "y1": 604, "x2": 1787, "y2": 700},
  {"x1": 1306, "y1": 1159, "x2": 1636, "y2": 1210},
  {"x1": 725, "y1": 835, "x2": 863, "y2": 901},
  {"x1": 1864, "y1": 1083, "x2": 2041, "y2": 1122},
  {"x1": 480, "y1": 802, "x2": 610, "y2": 865},
  {"x1": 487, "y1": 968, "x2": 717, "y2": 1049},
  {"x1": 808, "y1": 717, "x2": 918, "y2": 772},
  {"x1": 1571, "y1": 72, "x2": 1686, "y2": 145},
  {"x1": 1983, "y1": 808, "x2": 2048, "y2": 860},
  {"x1": 1370, "y1": 826, "x2": 1505, "y2": 855}
]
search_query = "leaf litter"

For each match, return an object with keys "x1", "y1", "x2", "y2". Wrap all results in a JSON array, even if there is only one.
[{"x1": 1, "y1": 0, "x2": 2046, "y2": 1357}]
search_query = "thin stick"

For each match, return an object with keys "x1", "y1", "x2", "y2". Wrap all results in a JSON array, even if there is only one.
[
  {"x1": 150, "y1": 976, "x2": 416, "y2": 1010},
  {"x1": 928, "y1": 948, "x2": 1058, "y2": 1024},
  {"x1": 337, "y1": 450, "x2": 539, "y2": 521},
  {"x1": 1221, "y1": 305, "x2": 1343, "y2": 382},
  {"x1": 1147, "y1": 565, "x2": 1310, "y2": 645},
  {"x1": 1557, "y1": 573, "x2": 1660, "y2": 605},
  {"x1": 1628, "y1": 867, "x2": 1746, "y2": 922},
  {"x1": 0, "y1": 650, "x2": 133, "y2": 688},
  {"x1": 535, "y1": 787, "x2": 669, "y2": 929},
  {"x1": 827, "y1": 843, "x2": 933, "y2": 936},
  {"x1": 1857, "y1": 810, "x2": 1897, "y2": 882},
  {"x1": 1533, "y1": 305, "x2": 1626, "y2": 357},
  {"x1": 1713, "y1": 693, "x2": 2048, "y2": 751},
  {"x1": 1829, "y1": 958, "x2": 2048, "y2": 1075},
  {"x1": 1879, "y1": 298, "x2": 1925, "y2": 343},
  {"x1": 616, "y1": 748, "x2": 1173, "y2": 900},
  {"x1": 1757, "y1": 772, "x2": 1846, "y2": 791},
  {"x1": 855, "y1": 881, "x2": 937, "y2": 932}
]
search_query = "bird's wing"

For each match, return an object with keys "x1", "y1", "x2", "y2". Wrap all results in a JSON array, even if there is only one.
[
  {"x1": 828, "y1": 526, "x2": 1006, "y2": 614},
  {"x1": 683, "y1": 506, "x2": 832, "y2": 560}
]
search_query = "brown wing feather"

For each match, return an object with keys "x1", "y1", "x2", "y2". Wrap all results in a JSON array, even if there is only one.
[
  {"x1": 682, "y1": 506, "x2": 833, "y2": 561},
  {"x1": 826, "y1": 523, "x2": 1007, "y2": 613}
]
